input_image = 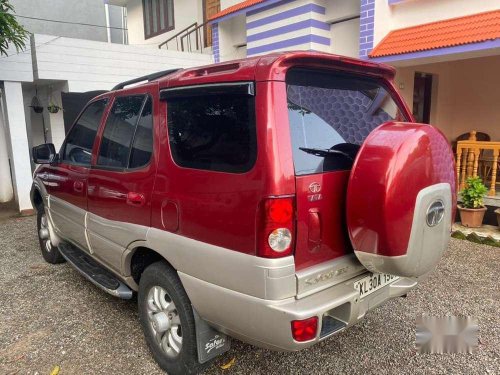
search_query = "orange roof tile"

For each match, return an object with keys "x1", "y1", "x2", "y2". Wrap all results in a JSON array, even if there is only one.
[
  {"x1": 370, "y1": 10, "x2": 500, "y2": 58},
  {"x1": 209, "y1": 0, "x2": 267, "y2": 22}
]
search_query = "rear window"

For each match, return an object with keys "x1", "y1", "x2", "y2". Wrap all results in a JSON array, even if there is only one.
[{"x1": 286, "y1": 69, "x2": 407, "y2": 175}]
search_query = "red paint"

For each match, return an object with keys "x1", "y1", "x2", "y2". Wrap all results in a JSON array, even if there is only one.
[
  {"x1": 33, "y1": 52, "x2": 455, "y2": 274},
  {"x1": 346, "y1": 122, "x2": 457, "y2": 257},
  {"x1": 294, "y1": 172, "x2": 352, "y2": 270},
  {"x1": 87, "y1": 83, "x2": 160, "y2": 228}
]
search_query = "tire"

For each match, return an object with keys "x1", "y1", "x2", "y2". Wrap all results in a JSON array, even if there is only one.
[
  {"x1": 36, "y1": 207, "x2": 65, "y2": 264},
  {"x1": 138, "y1": 261, "x2": 201, "y2": 375}
]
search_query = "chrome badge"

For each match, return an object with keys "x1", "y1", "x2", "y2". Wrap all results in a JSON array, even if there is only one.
[
  {"x1": 308, "y1": 182, "x2": 321, "y2": 193},
  {"x1": 426, "y1": 200, "x2": 445, "y2": 227}
]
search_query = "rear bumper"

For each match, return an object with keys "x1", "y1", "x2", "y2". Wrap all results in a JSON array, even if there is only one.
[{"x1": 179, "y1": 271, "x2": 418, "y2": 351}]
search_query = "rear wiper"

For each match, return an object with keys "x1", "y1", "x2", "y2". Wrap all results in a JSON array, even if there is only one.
[{"x1": 299, "y1": 147, "x2": 353, "y2": 160}]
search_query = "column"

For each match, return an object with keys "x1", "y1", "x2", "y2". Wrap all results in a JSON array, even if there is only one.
[
  {"x1": 0, "y1": 94, "x2": 14, "y2": 202},
  {"x1": 1, "y1": 81, "x2": 34, "y2": 213}
]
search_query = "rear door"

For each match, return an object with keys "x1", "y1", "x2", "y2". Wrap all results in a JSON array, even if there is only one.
[
  {"x1": 285, "y1": 69, "x2": 409, "y2": 271},
  {"x1": 47, "y1": 98, "x2": 109, "y2": 250},
  {"x1": 87, "y1": 85, "x2": 157, "y2": 273}
]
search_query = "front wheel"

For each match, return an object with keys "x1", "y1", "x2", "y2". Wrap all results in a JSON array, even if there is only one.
[
  {"x1": 36, "y1": 208, "x2": 65, "y2": 264},
  {"x1": 138, "y1": 261, "x2": 201, "y2": 375}
]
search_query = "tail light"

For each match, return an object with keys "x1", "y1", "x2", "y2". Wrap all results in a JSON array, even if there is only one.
[
  {"x1": 291, "y1": 317, "x2": 318, "y2": 342},
  {"x1": 256, "y1": 196, "x2": 295, "y2": 258}
]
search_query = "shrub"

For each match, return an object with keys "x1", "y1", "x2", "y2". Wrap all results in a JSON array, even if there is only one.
[{"x1": 460, "y1": 176, "x2": 487, "y2": 209}]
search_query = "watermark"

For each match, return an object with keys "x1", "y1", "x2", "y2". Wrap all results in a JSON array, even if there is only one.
[{"x1": 416, "y1": 315, "x2": 478, "y2": 354}]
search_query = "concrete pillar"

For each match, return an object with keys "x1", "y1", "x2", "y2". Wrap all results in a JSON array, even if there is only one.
[
  {"x1": 1, "y1": 82, "x2": 34, "y2": 213},
  {"x1": 45, "y1": 83, "x2": 68, "y2": 151},
  {"x1": 0, "y1": 92, "x2": 14, "y2": 203}
]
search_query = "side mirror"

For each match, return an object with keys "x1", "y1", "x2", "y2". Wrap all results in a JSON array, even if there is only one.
[{"x1": 32, "y1": 143, "x2": 57, "y2": 164}]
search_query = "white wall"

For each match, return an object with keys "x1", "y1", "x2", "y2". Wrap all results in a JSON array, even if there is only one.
[
  {"x1": 324, "y1": 0, "x2": 360, "y2": 22},
  {"x1": 218, "y1": 14, "x2": 247, "y2": 61},
  {"x1": 374, "y1": 0, "x2": 500, "y2": 45},
  {"x1": 126, "y1": 0, "x2": 205, "y2": 49},
  {"x1": 32, "y1": 34, "x2": 213, "y2": 92},
  {"x1": 330, "y1": 17, "x2": 360, "y2": 57},
  {"x1": 0, "y1": 41, "x2": 33, "y2": 82}
]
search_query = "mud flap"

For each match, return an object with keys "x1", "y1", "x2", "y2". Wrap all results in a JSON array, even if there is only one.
[{"x1": 193, "y1": 308, "x2": 231, "y2": 364}]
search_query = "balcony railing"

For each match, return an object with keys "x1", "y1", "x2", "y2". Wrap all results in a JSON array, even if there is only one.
[{"x1": 456, "y1": 131, "x2": 500, "y2": 196}]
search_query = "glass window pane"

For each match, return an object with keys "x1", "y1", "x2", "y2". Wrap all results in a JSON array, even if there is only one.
[
  {"x1": 151, "y1": 0, "x2": 158, "y2": 33},
  {"x1": 159, "y1": 0, "x2": 165, "y2": 30},
  {"x1": 129, "y1": 97, "x2": 153, "y2": 168},
  {"x1": 97, "y1": 96, "x2": 145, "y2": 168},
  {"x1": 286, "y1": 69, "x2": 406, "y2": 175},
  {"x1": 167, "y1": 0, "x2": 174, "y2": 28},
  {"x1": 144, "y1": 0, "x2": 151, "y2": 36},
  {"x1": 62, "y1": 99, "x2": 108, "y2": 166},
  {"x1": 167, "y1": 93, "x2": 256, "y2": 173}
]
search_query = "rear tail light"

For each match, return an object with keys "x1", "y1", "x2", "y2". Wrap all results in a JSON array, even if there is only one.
[
  {"x1": 291, "y1": 317, "x2": 318, "y2": 342},
  {"x1": 256, "y1": 197, "x2": 294, "y2": 258}
]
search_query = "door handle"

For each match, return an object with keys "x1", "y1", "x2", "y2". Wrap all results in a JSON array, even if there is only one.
[
  {"x1": 126, "y1": 192, "x2": 145, "y2": 207},
  {"x1": 74, "y1": 181, "x2": 84, "y2": 193}
]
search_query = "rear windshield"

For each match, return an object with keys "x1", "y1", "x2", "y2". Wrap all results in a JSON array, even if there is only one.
[{"x1": 286, "y1": 69, "x2": 407, "y2": 176}]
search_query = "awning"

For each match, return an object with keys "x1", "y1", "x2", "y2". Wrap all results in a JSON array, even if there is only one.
[{"x1": 370, "y1": 10, "x2": 500, "y2": 58}]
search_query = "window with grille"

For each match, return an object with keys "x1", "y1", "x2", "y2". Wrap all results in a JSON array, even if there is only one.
[{"x1": 143, "y1": 0, "x2": 174, "y2": 39}]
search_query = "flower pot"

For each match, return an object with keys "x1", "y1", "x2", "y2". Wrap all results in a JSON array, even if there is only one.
[
  {"x1": 495, "y1": 209, "x2": 500, "y2": 230},
  {"x1": 458, "y1": 206, "x2": 487, "y2": 228},
  {"x1": 30, "y1": 105, "x2": 44, "y2": 113},
  {"x1": 47, "y1": 105, "x2": 60, "y2": 114}
]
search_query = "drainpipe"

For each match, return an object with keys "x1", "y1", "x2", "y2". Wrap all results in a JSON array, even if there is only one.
[
  {"x1": 105, "y1": 3, "x2": 112, "y2": 43},
  {"x1": 0, "y1": 89, "x2": 14, "y2": 203}
]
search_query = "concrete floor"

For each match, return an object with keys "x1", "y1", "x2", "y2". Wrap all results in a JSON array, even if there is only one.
[
  {"x1": 0, "y1": 216, "x2": 499, "y2": 375},
  {"x1": 0, "y1": 201, "x2": 19, "y2": 222}
]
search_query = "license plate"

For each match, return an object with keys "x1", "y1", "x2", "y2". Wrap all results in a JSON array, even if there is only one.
[{"x1": 354, "y1": 273, "x2": 399, "y2": 299}]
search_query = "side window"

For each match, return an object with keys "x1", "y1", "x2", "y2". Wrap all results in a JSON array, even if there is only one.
[
  {"x1": 129, "y1": 97, "x2": 153, "y2": 169},
  {"x1": 62, "y1": 99, "x2": 108, "y2": 166},
  {"x1": 97, "y1": 96, "x2": 145, "y2": 169},
  {"x1": 166, "y1": 93, "x2": 256, "y2": 173}
]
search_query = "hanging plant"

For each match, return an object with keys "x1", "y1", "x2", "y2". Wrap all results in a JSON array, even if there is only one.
[
  {"x1": 47, "y1": 103, "x2": 62, "y2": 114},
  {"x1": 29, "y1": 95, "x2": 44, "y2": 113}
]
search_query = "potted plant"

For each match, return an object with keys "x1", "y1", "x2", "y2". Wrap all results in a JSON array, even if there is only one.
[
  {"x1": 47, "y1": 102, "x2": 62, "y2": 114},
  {"x1": 458, "y1": 176, "x2": 488, "y2": 228}
]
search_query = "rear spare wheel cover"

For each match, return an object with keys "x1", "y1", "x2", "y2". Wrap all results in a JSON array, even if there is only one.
[{"x1": 346, "y1": 122, "x2": 456, "y2": 277}]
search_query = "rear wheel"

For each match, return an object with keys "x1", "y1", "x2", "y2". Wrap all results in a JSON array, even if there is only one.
[
  {"x1": 138, "y1": 261, "x2": 201, "y2": 375},
  {"x1": 36, "y1": 208, "x2": 65, "y2": 264}
]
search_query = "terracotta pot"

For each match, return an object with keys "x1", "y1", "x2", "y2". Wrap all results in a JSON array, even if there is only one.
[
  {"x1": 495, "y1": 209, "x2": 500, "y2": 230},
  {"x1": 458, "y1": 206, "x2": 487, "y2": 228}
]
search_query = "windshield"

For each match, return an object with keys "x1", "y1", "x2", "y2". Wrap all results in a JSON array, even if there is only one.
[{"x1": 286, "y1": 69, "x2": 407, "y2": 175}]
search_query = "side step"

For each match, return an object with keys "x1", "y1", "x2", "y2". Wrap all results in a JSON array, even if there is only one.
[{"x1": 58, "y1": 243, "x2": 133, "y2": 299}]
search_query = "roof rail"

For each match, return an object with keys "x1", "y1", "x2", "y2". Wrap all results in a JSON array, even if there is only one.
[{"x1": 111, "y1": 69, "x2": 181, "y2": 91}]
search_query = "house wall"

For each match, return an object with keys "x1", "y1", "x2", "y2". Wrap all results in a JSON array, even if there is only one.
[
  {"x1": 10, "y1": 0, "x2": 109, "y2": 42},
  {"x1": 395, "y1": 55, "x2": 500, "y2": 142},
  {"x1": 126, "y1": 0, "x2": 205, "y2": 48},
  {"x1": 373, "y1": 0, "x2": 500, "y2": 45},
  {"x1": 32, "y1": 34, "x2": 212, "y2": 92},
  {"x1": 218, "y1": 14, "x2": 247, "y2": 61}
]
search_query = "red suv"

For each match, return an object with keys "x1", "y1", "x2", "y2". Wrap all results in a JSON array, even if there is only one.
[{"x1": 31, "y1": 52, "x2": 456, "y2": 374}]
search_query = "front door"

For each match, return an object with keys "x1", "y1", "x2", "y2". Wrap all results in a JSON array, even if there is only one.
[
  {"x1": 203, "y1": 0, "x2": 220, "y2": 47},
  {"x1": 46, "y1": 98, "x2": 109, "y2": 251},
  {"x1": 87, "y1": 85, "x2": 158, "y2": 273}
]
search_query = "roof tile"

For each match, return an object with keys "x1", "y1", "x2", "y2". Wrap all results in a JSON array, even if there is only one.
[
  {"x1": 209, "y1": 0, "x2": 267, "y2": 22},
  {"x1": 370, "y1": 10, "x2": 500, "y2": 57}
]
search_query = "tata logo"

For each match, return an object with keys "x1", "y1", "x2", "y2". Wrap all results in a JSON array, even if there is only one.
[
  {"x1": 309, "y1": 182, "x2": 321, "y2": 193},
  {"x1": 426, "y1": 200, "x2": 445, "y2": 227}
]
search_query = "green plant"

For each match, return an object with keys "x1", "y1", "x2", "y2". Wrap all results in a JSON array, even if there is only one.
[
  {"x1": 0, "y1": 0, "x2": 29, "y2": 56},
  {"x1": 460, "y1": 176, "x2": 487, "y2": 209}
]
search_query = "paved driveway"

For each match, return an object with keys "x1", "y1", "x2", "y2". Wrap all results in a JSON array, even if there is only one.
[{"x1": 0, "y1": 216, "x2": 498, "y2": 374}]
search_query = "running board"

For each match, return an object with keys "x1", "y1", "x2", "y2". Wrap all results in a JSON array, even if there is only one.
[{"x1": 58, "y1": 243, "x2": 133, "y2": 299}]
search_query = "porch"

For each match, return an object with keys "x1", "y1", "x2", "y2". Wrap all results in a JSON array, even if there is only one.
[{"x1": 0, "y1": 33, "x2": 212, "y2": 213}]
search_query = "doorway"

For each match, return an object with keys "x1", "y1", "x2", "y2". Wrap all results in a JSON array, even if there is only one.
[
  {"x1": 203, "y1": 0, "x2": 220, "y2": 47},
  {"x1": 412, "y1": 72, "x2": 433, "y2": 124}
]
